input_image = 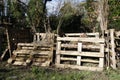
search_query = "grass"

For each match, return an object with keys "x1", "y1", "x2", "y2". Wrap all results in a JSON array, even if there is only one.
[{"x1": 0, "y1": 62, "x2": 120, "y2": 80}]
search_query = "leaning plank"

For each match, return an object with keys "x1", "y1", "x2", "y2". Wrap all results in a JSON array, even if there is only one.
[
  {"x1": 60, "y1": 51, "x2": 104, "y2": 57},
  {"x1": 1, "y1": 48, "x2": 9, "y2": 60},
  {"x1": 55, "y1": 64, "x2": 103, "y2": 71}
]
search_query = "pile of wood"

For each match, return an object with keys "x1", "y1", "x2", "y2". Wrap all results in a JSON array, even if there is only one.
[
  {"x1": 8, "y1": 33, "x2": 55, "y2": 67},
  {"x1": 55, "y1": 33, "x2": 105, "y2": 71}
]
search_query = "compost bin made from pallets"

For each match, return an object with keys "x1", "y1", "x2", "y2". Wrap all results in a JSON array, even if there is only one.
[
  {"x1": 55, "y1": 33, "x2": 105, "y2": 71},
  {"x1": 8, "y1": 33, "x2": 55, "y2": 67}
]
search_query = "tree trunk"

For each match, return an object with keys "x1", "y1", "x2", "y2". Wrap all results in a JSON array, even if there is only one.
[{"x1": 97, "y1": 0, "x2": 109, "y2": 37}]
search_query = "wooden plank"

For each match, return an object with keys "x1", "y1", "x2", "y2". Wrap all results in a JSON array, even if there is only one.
[
  {"x1": 1, "y1": 48, "x2": 9, "y2": 60},
  {"x1": 21, "y1": 47, "x2": 35, "y2": 50},
  {"x1": 15, "y1": 58, "x2": 26, "y2": 61},
  {"x1": 99, "y1": 44, "x2": 104, "y2": 67},
  {"x1": 57, "y1": 37, "x2": 105, "y2": 43},
  {"x1": 65, "y1": 33, "x2": 99, "y2": 37},
  {"x1": 56, "y1": 41, "x2": 61, "y2": 64},
  {"x1": 13, "y1": 50, "x2": 32, "y2": 55},
  {"x1": 60, "y1": 51, "x2": 104, "y2": 57},
  {"x1": 34, "y1": 51, "x2": 50, "y2": 55},
  {"x1": 61, "y1": 44, "x2": 100, "y2": 49},
  {"x1": 60, "y1": 57, "x2": 77, "y2": 61},
  {"x1": 13, "y1": 61, "x2": 26, "y2": 66},
  {"x1": 110, "y1": 29, "x2": 117, "y2": 69},
  {"x1": 17, "y1": 43, "x2": 34, "y2": 47},
  {"x1": 77, "y1": 42, "x2": 82, "y2": 65},
  {"x1": 7, "y1": 58, "x2": 14, "y2": 64},
  {"x1": 81, "y1": 59, "x2": 99, "y2": 63},
  {"x1": 32, "y1": 61, "x2": 51, "y2": 67},
  {"x1": 55, "y1": 64, "x2": 103, "y2": 71}
]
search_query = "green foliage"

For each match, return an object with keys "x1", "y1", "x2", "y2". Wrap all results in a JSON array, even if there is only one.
[
  {"x1": 8, "y1": 0, "x2": 27, "y2": 27},
  {"x1": 108, "y1": 0, "x2": 120, "y2": 30},
  {"x1": 83, "y1": 0, "x2": 98, "y2": 32},
  {"x1": 27, "y1": 0, "x2": 44, "y2": 32}
]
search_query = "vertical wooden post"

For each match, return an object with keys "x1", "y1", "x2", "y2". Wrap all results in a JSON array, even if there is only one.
[
  {"x1": 33, "y1": 33, "x2": 37, "y2": 42},
  {"x1": 77, "y1": 42, "x2": 82, "y2": 65},
  {"x1": 110, "y1": 29, "x2": 116, "y2": 69},
  {"x1": 96, "y1": 33, "x2": 99, "y2": 38},
  {"x1": 37, "y1": 33, "x2": 40, "y2": 42},
  {"x1": 56, "y1": 41, "x2": 61, "y2": 64},
  {"x1": 105, "y1": 30, "x2": 110, "y2": 68},
  {"x1": 99, "y1": 43, "x2": 104, "y2": 67}
]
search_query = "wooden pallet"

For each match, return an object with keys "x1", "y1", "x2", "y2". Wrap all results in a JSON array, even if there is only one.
[
  {"x1": 56, "y1": 35, "x2": 105, "y2": 71},
  {"x1": 8, "y1": 33, "x2": 54, "y2": 67}
]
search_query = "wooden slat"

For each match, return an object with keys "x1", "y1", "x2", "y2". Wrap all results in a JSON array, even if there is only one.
[
  {"x1": 13, "y1": 61, "x2": 26, "y2": 66},
  {"x1": 59, "y1": 51, "x2": 104, "y2": 57},
  {"x1": 56, "y1": 41, "x2": 61, "y2": 64},
  {"x1": 61, "y1": 44, "x2": 100, "y2": 49},
  {"x1": 77, "y1": 42, "x2": 82, "y2": 65},
  {"x1": 81, "y1": 59, "x2": 99, "y2": 63},
  {"x1": 55, "y1": 64, "x2": 103, "y2": 71},
  {"x1": 57, "y1": 37, "x2": 105, "y2": 43},
  {"x1": 21, "y1": 47, "x2": 35, "y2": 50},
  {"x1": 13, "y1": 50, "x2": 32, "y2": 55},
  {"x1": 65, "y1": 33, "x2": 99, "y2": 37},
  {"x1": 17, "y1": 43, "x2": 34, "y2": 47},
  {"x1": 99, "y1": 44, "x2": 104, "y2": 67},
  {"x1": 60, "y1": 57, "x2": 77, "y2": 61}
]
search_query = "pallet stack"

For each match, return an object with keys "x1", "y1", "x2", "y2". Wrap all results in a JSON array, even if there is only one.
[
  {"x1": 8, "y1": 33, "x2": 54, "y2": 67},
  {"x1": 56, "y1": 33, "x2": 105, "y2": 71}
]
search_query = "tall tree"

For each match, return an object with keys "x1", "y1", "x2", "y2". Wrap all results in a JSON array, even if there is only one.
[
  {"x1": 97, "y1": 0, "x2": 109, "y2": 36},
  {"x1": 27, "y1": 0, "x2": 44, "y2": 33}
]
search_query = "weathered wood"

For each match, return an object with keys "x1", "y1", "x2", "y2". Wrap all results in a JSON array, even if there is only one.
[
  {"x1": 57, "y1": 37, "x2": 105, "y2": 43},
  {"x1": 6, "y1": 28, "x2": 12, "y2": 57},
  {"x1": 59, "y1": 51, "x2": 104, "y2": 57},
  {"x1": 77, "y1": 42, "x2": 82, "y2": 65},
  {"x1": 1, "y1": 48, "x2": 9, "y2": 60},
  {"x1": 56, "y1": 41, "x2": 61, "y2": 64},
  {"x1": 60, "y1": 57, "x2": 77, "y2": 61},
  {"x1": 81, "y1": 59, "x2": 99, "y2": 63},
  {"x1": 56, "y1": 64, "x2": 103, "y2": 71},
  {"x1": 66, "y1": 33, "x2": 99, "y2": 38},
  {"x1": 99, "y1": 44, "x2": 104, "y2": 67},
  {"x1": 61, "y1": 44, "x2": 100, "y2": 49},
  {"x1": 13, "y1": 61, "x2": 27, "y2": 66},
  {"x1": 7, "y1": 58, "x2": 14, "y2": 64},
  {"x1": 110, "y1": 29, "x2": 116, "y2": 69}
]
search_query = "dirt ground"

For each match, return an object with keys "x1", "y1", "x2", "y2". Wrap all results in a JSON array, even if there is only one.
[{"x1": 0, "y1": 61, "x2": 120, "y2": 80}]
